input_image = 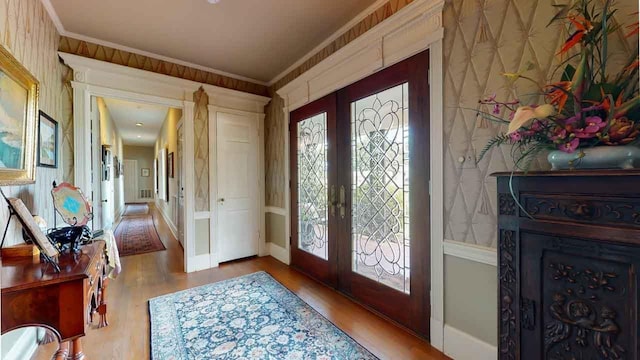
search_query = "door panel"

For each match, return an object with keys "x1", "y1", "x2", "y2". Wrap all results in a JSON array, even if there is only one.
[
  {"x1": 289, "y1": 51, "x2": 430, "y2": 337},
  {"x1": 123, "y1": 160, "x2": 138, "y2": 203},
  {"x1": 217, "y1": 112, "x2": 259, "y2": 263},
  {"x1": 290, "y1": 94, "x2": 337, "y2": 286},
  {"x1": 177, "y1": 123, "x2": 185, "y2": 245}
]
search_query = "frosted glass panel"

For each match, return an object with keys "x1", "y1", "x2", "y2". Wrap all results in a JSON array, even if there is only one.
[
  {"x1": 296, "y1": 113, "x2": 328, "y2": 260},
  {"x1": 351, "y1": 83, "x2": 410, "y2": 293}
]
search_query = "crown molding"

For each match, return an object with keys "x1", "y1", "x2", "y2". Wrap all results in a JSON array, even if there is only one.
[
  {"x1": 267, "y1": 0, "x2": 390, "y2": 87},
  {"x1": 41, "y1": 0, "x2": 269, "y2": 86}
]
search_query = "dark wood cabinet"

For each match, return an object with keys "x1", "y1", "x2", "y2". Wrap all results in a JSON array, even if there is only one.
[{"x1": 495, "y1": 171, "x2": 640, "y2": 360}]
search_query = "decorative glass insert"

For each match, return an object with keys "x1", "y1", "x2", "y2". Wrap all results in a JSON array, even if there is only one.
[
  {"x1": 297, "y1": 112, "x2": 329, "y2": 260},
  {"x1": 351, "y1": 83, "x2": 410, "y2": 293}
]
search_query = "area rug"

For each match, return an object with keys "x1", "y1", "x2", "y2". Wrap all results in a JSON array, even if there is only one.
[
  {"x1": 149, "y1": 271, "x2": 377, "y2": 360},
  {"x1": 123, "y1": 203, "x2": 149, "y2": 216},
  {"x1": 114, "y1": 214, "x2": 165, "y2": 256}
]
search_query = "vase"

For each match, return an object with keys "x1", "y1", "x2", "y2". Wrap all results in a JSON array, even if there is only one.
[{"x1": 547, "y1": 146, "x2": 640, "y2": 170}]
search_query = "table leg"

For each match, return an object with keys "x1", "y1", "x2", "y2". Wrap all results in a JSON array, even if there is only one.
[
  {"x1": 71, "y1": 338, "x2": 86, "y2": 360},
  {"x1": 98, "y1": 277, "x2": 109, "y2": 328},
  {"x1": 54, "y1": 341, "x2": 70, "y2": 360}
]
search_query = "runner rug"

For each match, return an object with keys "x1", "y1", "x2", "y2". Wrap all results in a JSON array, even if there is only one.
[
  {"x1": 114, "y1": 214, "x2": 165, "y2": 256},
  {"x1": 123, "y1": 203, "x2": 149, "y2": 216},
  {"x1": 149, "y1": 271, "x2": 377, "y2": 359}
]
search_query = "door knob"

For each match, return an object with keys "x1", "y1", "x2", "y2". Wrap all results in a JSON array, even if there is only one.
[
  {"x1": 101, "y1": 199, "x2": 108, "y2": 203},
  {"x1": 218, "y1": 198, "x2": 225, "y2": 204}
]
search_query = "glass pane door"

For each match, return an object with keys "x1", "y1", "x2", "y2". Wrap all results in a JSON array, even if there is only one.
[
  {"x1": 350, "y1": 83, "x2": 410, "y2": 293},
  {"x1": 297, "y1": 112, "x2": 329, "y2": 260}
]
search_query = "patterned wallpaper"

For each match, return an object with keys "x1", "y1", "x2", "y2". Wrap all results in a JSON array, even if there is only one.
[
  {"x1": 442, "y1": 0, "x2": 638, "y2": 247},
  {"x1": 264, "y1": 92, "x2": 285, "y2": 208},
  {"x1": 0, "y1": 0, "x2": 70, "y2": 245},
  {"x1": 264, "y1": 0, "x2": 417, "y2": 208},
  {"x1": 193, "y1": 87, "x2": 210, "y2": 212},
  {"x1": 59, "y1": 36, "x2": 269, "y2": 97}
]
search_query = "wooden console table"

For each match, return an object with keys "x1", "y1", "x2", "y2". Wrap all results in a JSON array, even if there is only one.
[
  {"x1": 494, "y1": 170, "x2": 640, "y2": 359},
  {"x1": 1, "y1": 241, "x2": 109, "y2": 360}
]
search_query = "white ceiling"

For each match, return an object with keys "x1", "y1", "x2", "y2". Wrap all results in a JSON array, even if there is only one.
[
  {"x1": 49, "y1": 0, "x2": 377, "y2": 83},
  {"x1": 102, "y1": 98, "x2": 169, "y2": 146}
]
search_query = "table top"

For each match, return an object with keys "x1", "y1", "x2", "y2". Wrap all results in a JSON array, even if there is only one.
[
  {"x1": 492, "y1": 169, "x2": 640, "y2": 177},
  {"x1": 1, "y1": 241, "x2": 105, "y2": 293}
]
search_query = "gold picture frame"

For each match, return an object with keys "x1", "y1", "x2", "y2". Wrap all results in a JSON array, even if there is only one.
[{"x1": 0, "y1": 44, "x2": 39, "y2": 185}]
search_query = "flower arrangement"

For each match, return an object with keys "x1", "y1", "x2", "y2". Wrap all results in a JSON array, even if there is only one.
[{"x1": 477, "y1": 0, "x2": 639, "y2": 170}]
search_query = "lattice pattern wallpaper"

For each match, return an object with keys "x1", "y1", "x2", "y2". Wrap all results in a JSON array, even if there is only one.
[
  {"x1": 0, "y1": 0, "x2": 70, "y2": 245},
  {"x1": 193, "y1": 87, "x2": 210, "y2": 212},
  {"x1": 442, "y1": 0, "x2": 638, "y2": 247},
  {"x1": 59, "y1": 36, "x2": 269, "y2": 97}
]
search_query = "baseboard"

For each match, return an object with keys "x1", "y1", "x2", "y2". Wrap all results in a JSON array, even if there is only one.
[
  {"x1": 430, "y1": 317, "x2": 444, "y2": 351},
  {"x1": 155, "y1": 204, "x2": 178, "y2": 240},
  {"x1": 3, "y1": 328, "x2": 38, "y2": 360},
  {"x1": 443, "y1": 240, "x2": 497, "y2": 267},
  {"x1": 443, "y1": 324, "x2": 496, "y2": 360},
  {"x1": 187, "y1": 253, "x2": 213, "y2": 272},
  {"x1": 268, "y1": 242, "x2": 290, "y2": 265}
]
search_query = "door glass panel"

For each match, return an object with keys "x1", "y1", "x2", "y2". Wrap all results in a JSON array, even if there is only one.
[
  {"x1": 351, "y1": 83, "x2": 410, "y2": 293},
  {"x1": 297, "y1": 113, "x2": 329, "y2": 260}
]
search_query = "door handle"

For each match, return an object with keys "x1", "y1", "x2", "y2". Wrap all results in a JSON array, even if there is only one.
[
  {"x1": 101, "y1": 199, "x2": 108, "y2": 203},
  {"x1": 329, "y1": 185, "x2": 337, "y2": 217},
  {"x1": 338, "y1": 185, "x2": 346, "y2": 219},
  {"x1": 218, "y1": 198, "x2": 225, "y2": 204}
]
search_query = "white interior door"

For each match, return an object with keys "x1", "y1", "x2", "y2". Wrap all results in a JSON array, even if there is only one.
[
  {"x1": 216, "y1": 112, "x2": 259, "y2": 263},
  {"x1": 123, "y1": 160, "x2": 138, "y2": 203},
  {"x1": 177, "y1": 121, "x2": 185, "y2": 245},
  {"x1": 101, "y1": 156, "x2": 114, "y2": 229}
]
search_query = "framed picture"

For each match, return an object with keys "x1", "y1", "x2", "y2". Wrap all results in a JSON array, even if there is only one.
[
  {"x1": 113, "y1": 156, "x2": 119, "y2": 178},
  {"x1": 37, "y1": 111, "x2": 58, "y2": 168},
  {"x1": 167, "y1": 151, "x2": 174, "y2": 178},
  {"x1": 0, "y1": 45, "x2": 39, "y2": 185},
  {"x1": 141, "y1": 168, "x2": 150, "y2": 177}
]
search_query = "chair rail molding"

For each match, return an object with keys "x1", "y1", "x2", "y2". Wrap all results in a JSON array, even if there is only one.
[
  {"x1": 443, "y1": 240, "x2": 497, "y2": 267},
  {"x1": 275, "y1": 0, "x2": 445, "y2": 350},
  {"x1": 60, "y1": 52, "x2": 270, "y2": 274}
]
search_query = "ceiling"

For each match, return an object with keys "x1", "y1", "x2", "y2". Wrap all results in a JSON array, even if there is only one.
[
  {"x1": 102, "y1": 98, "x2": 169, "y2": 146},
  {"x1": 49, "y1": 0, "x2": 377, "y2": 83}
]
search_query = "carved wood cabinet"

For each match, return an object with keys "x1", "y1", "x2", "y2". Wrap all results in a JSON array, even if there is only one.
[{"x1": 495, "y1": 171, "x2": 640, "y2": 360}]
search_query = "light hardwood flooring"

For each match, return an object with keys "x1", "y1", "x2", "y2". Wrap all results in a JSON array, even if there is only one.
[{"x1": 33, "y1": 205, "x2": 448, "y2": 360}]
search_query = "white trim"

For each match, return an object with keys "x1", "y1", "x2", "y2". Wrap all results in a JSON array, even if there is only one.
[
  {"x1": 190, "y1": 253, "x2": 214, "y2": 272},
  {"x1": 183, "y1": 100, "x2": 197, "y2": 273},
  {"x1": 265, "y1": 206, "x2": 286, "y2": 216},
  {"x1": 268, "y1": 0, "x2": 390, "y2": 86},
  {"x1": 276, "y1": 0, "x2": 445, "y2": 111},
  {"x1": 268, "y1": 242, "x2": 290, "y2": 265},
  {"x1": 3, "y1": 328, "x2": 38, "y2": 360},
  {"x1": 429, "y1": 37, "x2": 445, "y2": 351},
  {"x1": 276, "y1": 0, "x2": 445, "y2": 350},
  {"x1": 443, "y1": 240, "x2": 497, "y2": 267},
  {"x1": 443, "y1": 325, "x2": 497, "y2": 360},
  {"x1": 208, "y1": 104, "x2": 218, "y2": 267},
  {"x1": 156, "y1": 202, "x2": 179, "y2": 240},
  {"x1": 40, "y1": 0, "x2": 267, "y2": 86}
]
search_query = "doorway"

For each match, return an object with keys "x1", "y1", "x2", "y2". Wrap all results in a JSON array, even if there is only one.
[
  {"x1": 123, "y1": 160, "x2": 138, "y2": 203},
  {"x1": 289, "y1": 51, "x2": 430, "y2": 337}
]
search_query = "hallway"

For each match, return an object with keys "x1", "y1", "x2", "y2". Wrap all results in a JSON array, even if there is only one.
[{"x1": 33, "y1": 205, "x2": 447, "y2": 360}]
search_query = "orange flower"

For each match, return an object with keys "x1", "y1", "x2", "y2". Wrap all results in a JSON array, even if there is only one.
[
  {"x1": 557, "y1": 16, "x2": 593, "y2": 55},
  {"x1": 604, "y1": 117, "x2": 640, "y2": 145},
  {"x1": 545, "y1": 81, "x2": 571, "y2": 113}
]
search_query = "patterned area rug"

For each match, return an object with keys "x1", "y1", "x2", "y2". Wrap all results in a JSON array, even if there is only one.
[
  {"x1": 149, "y1": 271, "x2": 377, "y2": 360},
  {"x1": 114, "y1": 214, "x2": 165, "y2": 257},
  {"x1": 123, "y1": 203, "x2": 149, "y2": 216}
]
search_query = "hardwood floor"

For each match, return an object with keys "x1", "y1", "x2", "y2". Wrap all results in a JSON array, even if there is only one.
[{"x1": 34, "y1": 205, "x2": 448, "y2": 360}]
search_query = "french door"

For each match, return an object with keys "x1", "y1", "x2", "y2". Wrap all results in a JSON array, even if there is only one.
[{"x1": 290, "y1": 51, "x2": 430, "y2": 337}]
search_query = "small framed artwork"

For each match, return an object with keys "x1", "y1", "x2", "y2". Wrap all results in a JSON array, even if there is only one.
[
  {"x1": 114, "y1": 156, "x2": 119, "y2": 178},
  {"x1": 141, "y1": 168, "x2": 150, "y2": 177},
  {"x1": 167, "y1": 151, "x2": 174, "y2": 178},
  {"x1": 37, "y1": 111, "x2": 58, "y2": 168}
]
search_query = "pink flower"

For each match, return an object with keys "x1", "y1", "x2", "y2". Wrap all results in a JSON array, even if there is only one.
[
  {"x1": 509, "y1": 132, "x2": 522, "y2": 141},
  {"x1": 573, "y1": 116, "x2": 606, "y2": 139},
  {"x1": 551, "y1": 129, "x2": 567, "y2": 141},
  {"x1": 492, "y1": 103, "x2": 501, "y2": 115},
  {"x1": 558, "y1": 138, "x2": 580, "y2": 153}
]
